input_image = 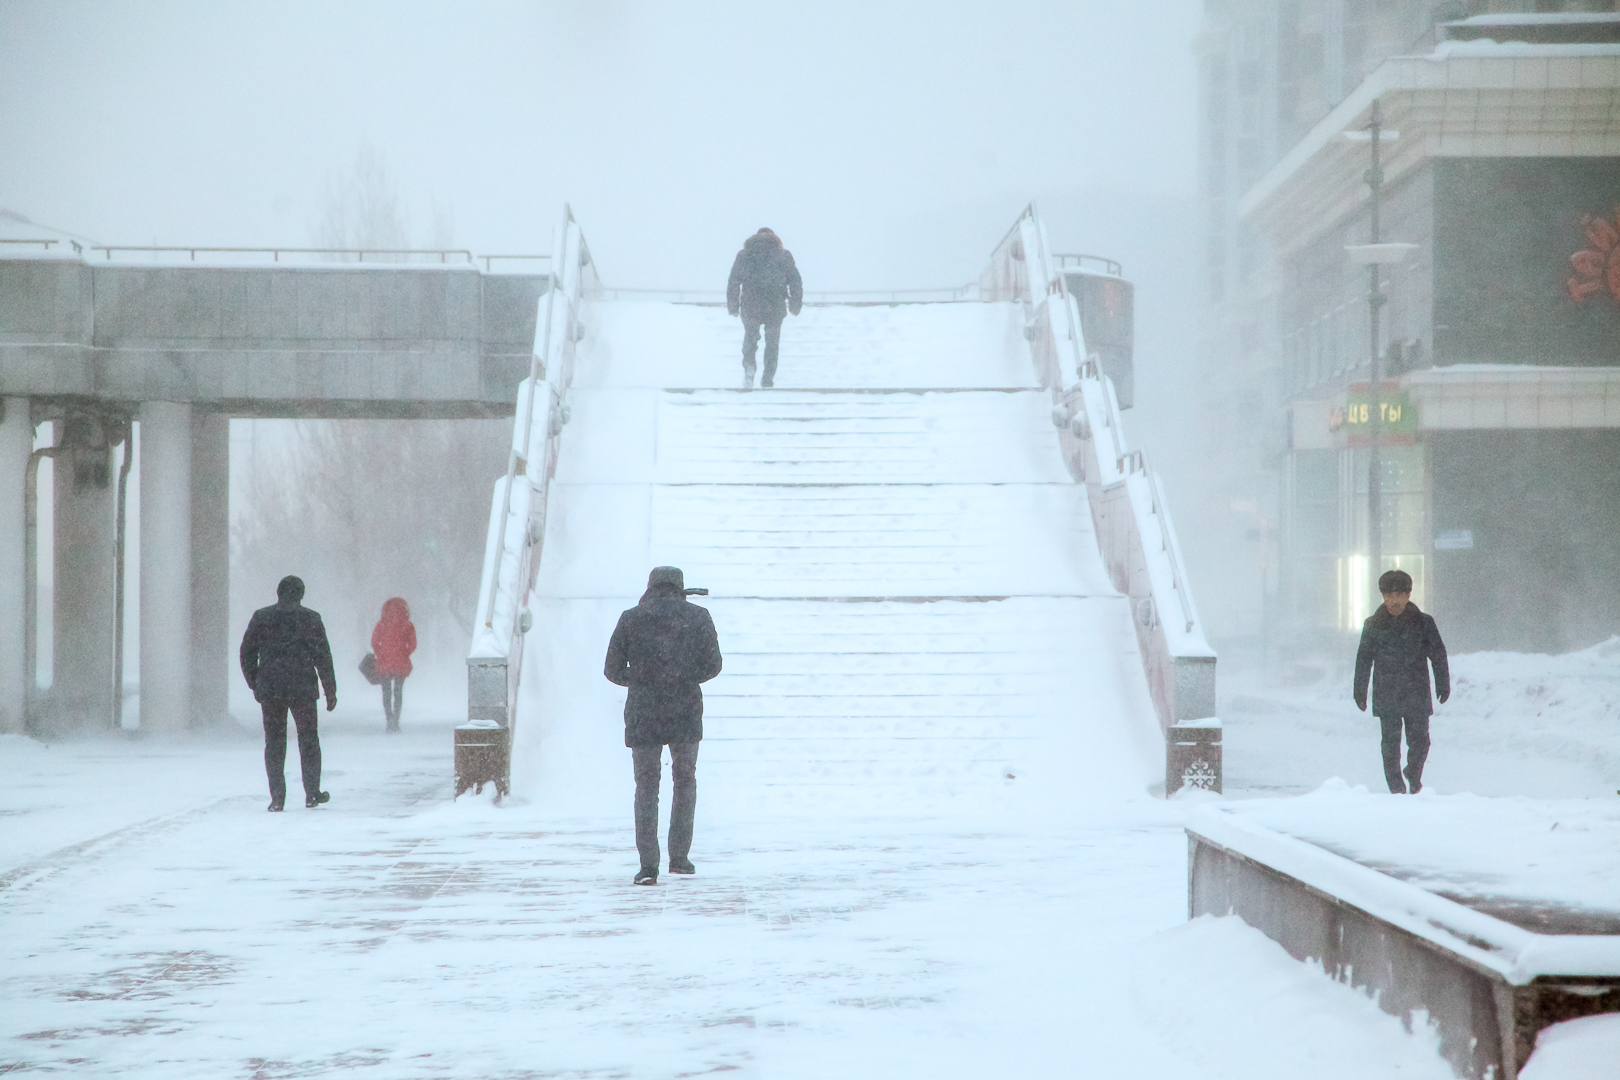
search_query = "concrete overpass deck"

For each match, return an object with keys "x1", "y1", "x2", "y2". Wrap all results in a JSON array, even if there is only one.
[{"x1": 0, "y1": 249, "x2": 552, "y2": 419}]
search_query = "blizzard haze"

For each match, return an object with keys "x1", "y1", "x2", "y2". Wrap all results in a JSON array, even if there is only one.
[
  {"x1": 2, "y1": 0, "x2": 1208, "y2": 710},
  {"x1": 0, "y1": 0, "x2": 1199, "y2": 290}
]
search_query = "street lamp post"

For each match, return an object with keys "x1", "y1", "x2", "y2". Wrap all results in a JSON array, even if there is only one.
[
  {"x1": 1365, "y1": 100, "x2": 1387, "y2": 599},
  {"x1": 1344, "y1": 102, "x2": 1415, "y2": 609}
]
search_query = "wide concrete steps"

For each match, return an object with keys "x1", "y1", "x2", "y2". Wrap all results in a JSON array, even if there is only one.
[
  {"x1": 654, "y1": 390, "x2": 1061, "y2": 484},
  {"x1": 652, "y1": 389, "x2": 1108, "y2": 598},
  {"x1": 593, "y1": 301, "x2": 1030, "y2": 391},
  {"x1": 519, "y1": 300, "x2": 1158, "y2": 805},
  {"x1": 655, "y1": 488, "x2": 1101, "y2": 597}
]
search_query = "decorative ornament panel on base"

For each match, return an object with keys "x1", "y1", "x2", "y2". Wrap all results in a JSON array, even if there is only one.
[
  {"x1": 1165, "y1": 723, "x2": 1222, "y2": 796},
  {"x1": 1182, "y1": 759, "x2": 1218, "y2": 790}
]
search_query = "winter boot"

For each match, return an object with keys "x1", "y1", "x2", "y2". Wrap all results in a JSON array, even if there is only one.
[
  {"x1": 305, "y1": 791, "x2": 331, "y2": 809},
  {"x1": 669, "y1": 857, "x2": 695, "y2": 875},
  {"x1": 267, "y1": 801, "x2": 284, "y2": 812},
  {"x1": 742, "y1": 363, "x2": 756, "y2": 390},
  {"x1": 634, "y1": 867, "x2": 659, "y2": 886}
]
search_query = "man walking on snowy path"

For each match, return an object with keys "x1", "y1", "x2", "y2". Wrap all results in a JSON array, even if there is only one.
[
  {"x1": 604, "y1": 566, "x2": 723, "y2": 885},
  {"x1": 1354, "y1": 569, "x2": 1449, "y2": 794},
  {"x1": 727, "y1": 227, "x2": 803, "y2": 389},
  {"x1": 240, "y1": 575, "x2": 338, "y2": 811}
]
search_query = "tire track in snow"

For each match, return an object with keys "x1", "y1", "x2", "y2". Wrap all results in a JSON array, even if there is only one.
[{"x1": 0, "y1": 796, "x2": 254, "y2": 896}]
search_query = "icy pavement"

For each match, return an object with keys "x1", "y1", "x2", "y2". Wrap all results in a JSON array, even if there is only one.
[
  {"x1": 0, "y1": 300, "x2": 1487, "y2": 1076},
  {"x1": 1, "y1": 727, "x2": 1463, "y2": 1079}
]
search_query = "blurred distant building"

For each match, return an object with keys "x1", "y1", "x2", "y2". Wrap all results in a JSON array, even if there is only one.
[{"x1": 1198, "y1": 0, "x2": 1620, "y2": 655}]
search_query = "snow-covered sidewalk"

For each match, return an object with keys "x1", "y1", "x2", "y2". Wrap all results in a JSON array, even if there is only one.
[
  {"x1": 2, "y1": 724, "x2": 1463, "y2": 1079},
  {"x1": 1220, "y1": 637, "x2": 1620, "y2": 800}
]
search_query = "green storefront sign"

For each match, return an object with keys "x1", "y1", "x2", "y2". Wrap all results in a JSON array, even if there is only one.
[{"x1": 1330, "y1": 385, "x2": 1418, "y2": 436}]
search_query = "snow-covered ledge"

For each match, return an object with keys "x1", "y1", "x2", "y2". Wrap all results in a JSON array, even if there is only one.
[
  {"x1": 1188, "y1": 800, "x2": 1620, "y2": 1080},
  {"x1": 1403, "y1": 365, "x2": 1620, "y2": 430}
]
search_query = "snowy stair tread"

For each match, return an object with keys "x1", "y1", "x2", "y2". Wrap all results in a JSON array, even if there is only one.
[{"x1": 525, "y1": 300, "x2": 1135, "y2": 795}]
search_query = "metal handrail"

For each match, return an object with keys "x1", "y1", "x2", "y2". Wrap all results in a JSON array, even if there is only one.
[
  {"x1": 598, "y1": 287, "x2": 726, "y2": 303},
  {"x1": 479, "y1": 254, "x2": 552, "y2": 272},
  {"x1": 89, "y1": 245, "x2": 477, "y2": 263},
  {"x1": 804, "y1": 285, "x2": 979, "y2": 302},
  {"x1": 595, "y1": 284, "x2": 980, "y2": 304},
  {"x1": 988, "y1": 203, "x2": 1208, "y2": 654},
  {"x1": 480, "y1": 224, "x2": 573, "y2": 634},
  {"x1": 1053, "y1": 253, "x2": 1123, "y2": 276},
  {"x1": 2, "y1": 238, "x2": 57, "y2": 248}
]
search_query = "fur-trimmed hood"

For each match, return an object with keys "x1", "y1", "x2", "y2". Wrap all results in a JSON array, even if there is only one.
[{"x1": 742, "y1": 228, "x2": 783, "y2": 254}]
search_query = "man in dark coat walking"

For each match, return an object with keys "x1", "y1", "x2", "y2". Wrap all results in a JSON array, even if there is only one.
[
  {"x1": 726, "y1": 227, "x2": 803, "y2": 389},
  {"x1": 1354, "y1": 569, "x2": 1449, "y2": 794},
  {"x1": 240, "y1": 575, "x2": 337, "y2": 811},
  {"x1": 604, "y1": 566, "x2": 723, "y2": 885}
]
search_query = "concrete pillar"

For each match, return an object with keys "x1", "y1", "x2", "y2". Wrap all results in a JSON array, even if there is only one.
[
  {"x1": 0, "y1": 399, "x2": 31, "y2": 734},
  {"x1": 52, "y1": 411, "x2": 118, "y2": 731},
  {"x1": 139, "y1": 402, "x2": 192, "y2": 734},
  {"x1": 189, "y1": 412, "x2": 230, "y2": 726}
]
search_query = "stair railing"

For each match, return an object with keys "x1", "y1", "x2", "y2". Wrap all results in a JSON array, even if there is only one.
[
  {"x1": 983, "y1": 204, "x2": 1218, "y2": 792},
  {"x1": 465, "y1": 206, "x2": 601, "y2": 781}
]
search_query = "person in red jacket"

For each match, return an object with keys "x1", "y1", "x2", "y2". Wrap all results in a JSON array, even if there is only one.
[{"x1": 371, "y1": 597, "x2": 417, "y2": 733}]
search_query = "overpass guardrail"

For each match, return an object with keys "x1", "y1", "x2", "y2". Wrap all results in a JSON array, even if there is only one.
[
  {"x1": 463, "y1": 206, "x2": 600, "y2": 797},
  {"x1": 982, "y1": 204, "x2": 1218, "y2": 795}
]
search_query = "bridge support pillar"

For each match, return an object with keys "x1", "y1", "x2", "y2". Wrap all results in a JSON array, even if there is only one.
[
  {"x1": 190, "y1": 413, "x2": 230, "y2": 726},
  {"x1": 0, "y1": 399, "x2": 30, "y2": 734},
  {"x1": 52, "y1": 411, "x2": 118, "y2": 731},
  {"x1": 139, "y1": 402, "x2": 192, "y2": 734}
]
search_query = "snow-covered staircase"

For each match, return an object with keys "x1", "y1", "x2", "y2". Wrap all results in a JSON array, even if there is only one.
[{"x1": 515, "y1": 301, "x2": 1161, "y2": 808}]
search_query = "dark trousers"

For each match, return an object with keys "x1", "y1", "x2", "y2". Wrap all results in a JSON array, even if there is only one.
[
  {"x1": 742, "y1": 315, "x2": 784, "y2": 385},
  {"x1": 263, "y1": 699, "x2": 322, "y2": 805},
  {"x1": 1379, "y1": 714, "x2": 1430, "y2": 793},
  {"x1": 632, "y1": 741, "x2": 699, "y2": 870},
  {"x1": 381, "y1": 676, "x2": 405, "y2": 731}
]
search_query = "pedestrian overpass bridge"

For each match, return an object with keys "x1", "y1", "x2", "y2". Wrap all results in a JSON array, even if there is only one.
[
  {"x1": 0, "y1": 205, "x2": 1216, "y2": 795},
  {"x1": 468, "y1": 207, "x2": 1217, "y2": 800},
  {"x1": 0, "y1": 240, "x2": 553, "y2": 740}
]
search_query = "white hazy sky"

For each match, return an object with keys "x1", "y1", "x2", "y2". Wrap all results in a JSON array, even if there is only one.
[{"x1": 0, "y1": 0, "x2": 1200, "y2": 291}]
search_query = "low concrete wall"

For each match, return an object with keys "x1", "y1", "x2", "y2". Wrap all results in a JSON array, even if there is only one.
[
  {"x1": 0, "y1": 258, "x2": 548, "y2": 418},
  {"x1": 1189, "y1": 828, "x2": 1620, "y2": 1079}
]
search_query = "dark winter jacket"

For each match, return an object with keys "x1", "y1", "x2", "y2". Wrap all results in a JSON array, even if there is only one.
[
  {"x1": 727, "y1": 230, "x2": 803, "y2": 320},
  {"x1": 1354, "y1": 602, "x2": 1449, "y2": 717},
  {"x1": 240, "y1": 601, "x2": 338, "y2": 704},
  {"x1": 604, "y1": 585, "x2": 723, "y2": 747}
]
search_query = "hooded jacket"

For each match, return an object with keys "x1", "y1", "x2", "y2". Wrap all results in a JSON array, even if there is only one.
[
  {"x1": 727, "y1": 230, "x2": 804, "y2": 320},
  {"x1": 240, "y1": 600, "x2": 337, "y2": 704},
  {"x1": 1354, "y1": 601, "x2": 1450, "y2": 717},
  {"x1": 371, "y1": 597, "x2": 417, "y2": 678},
  {"x1": 604, "y1": 580, "x2": 723, "y2": 748}
]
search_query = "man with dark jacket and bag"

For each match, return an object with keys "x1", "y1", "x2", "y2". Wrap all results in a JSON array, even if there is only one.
[
  {"x1": 726, "y1": 227, "x2": 803, "y2": 389},
  {"x1": 604, "y1": 566, "x2": 723, "y2": 885},
  {"x1": 240, "y1": 575, "x2": 338, "y2": 811},
  {"x1": 1354, "y1": 569, "x2": 1449, "y2": 794}
]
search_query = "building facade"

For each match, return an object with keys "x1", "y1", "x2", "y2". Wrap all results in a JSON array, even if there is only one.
[{"x1": 1199, "y1": 1, "x2": 1620, "y2": 654}]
